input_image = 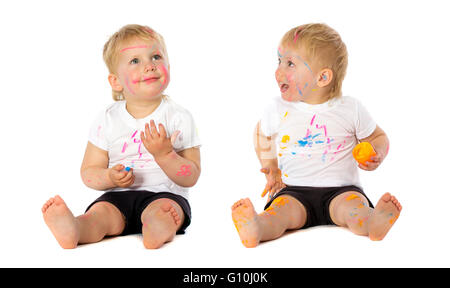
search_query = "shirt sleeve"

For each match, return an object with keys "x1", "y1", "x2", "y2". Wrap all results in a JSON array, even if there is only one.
[
  {"x1": 354, "y1": 99, "x2": 377, "y2": 140},
  {"x1": 87, "y1": 110, "x2": 108, "y2": 151},
  {"x1": 171, "y1": 110, "x2": 201, "y2": 152},
  {"x1": 259, "y1": 99, "x2": 281, "y2": 137}
]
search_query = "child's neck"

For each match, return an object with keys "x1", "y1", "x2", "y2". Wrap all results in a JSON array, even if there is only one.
[
  {"x1": 125, "y1": 97, "x2": 163, "y2": 119},
  {"x1": 299, "y1": 93, "x2": 329, "y2": 105}
]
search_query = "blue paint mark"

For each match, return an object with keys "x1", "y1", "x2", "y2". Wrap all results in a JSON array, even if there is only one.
[
  {"x1": 277, "y1": 50, "x2": 282, "y2": 58},
  {"x1": 315, "y1": 141, "x2": 324, "y2": 144},
  {"x1": 312, "y1": 133, "x2": 321, "y2": 139},
  {"x1": 304, "y1": 62, "x2": 312, "y2": 73},
  {"x1": 291, "y1": 152, "x2": 296, "y2": 155},
  {"x1": 298, "y1": 140, "x2": 308, "y2": 147},
  {"x1": 125, "y1": 166, "x2": 131, "y2": 172},
  {"x1": 304, "y1": 83, "x2": 308, "y2": 89},
  {"x1": 297, "y1": 86, "x2": 303, "y2": 96}
]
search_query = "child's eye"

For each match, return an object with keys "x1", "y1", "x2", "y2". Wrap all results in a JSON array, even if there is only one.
[
  {"x1": 288, "y1": 61, "x2": 295, "y2": 67},
  {"x1": 278, "y1": 58, "x2": 281, "y2": 65},
  {"x1": 130, "y1": 58, "x2": 139, "y2": 64},
  {"x1": 152, "y1": 54, "x2": 162, "y2": 61}
]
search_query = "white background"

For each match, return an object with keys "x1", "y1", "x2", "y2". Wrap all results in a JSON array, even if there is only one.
[{"x1": 0, "y1": 0, "x2": 449, "y2": 268}]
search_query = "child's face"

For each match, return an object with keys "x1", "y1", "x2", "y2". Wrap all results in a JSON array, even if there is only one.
[
  {"x1": 275, "y1": 45, "x2": 316, "y2": 102},
  {"x1": 112, "y1": 37, "x2": 170, "y2": 101}
]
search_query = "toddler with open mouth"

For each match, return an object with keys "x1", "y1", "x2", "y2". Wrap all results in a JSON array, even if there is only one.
[{"x1": 231, "y1": 23, "x2": 401, "y2": 247}]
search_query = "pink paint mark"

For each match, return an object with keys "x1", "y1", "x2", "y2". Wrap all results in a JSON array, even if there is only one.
[
  {"x1": 176, "y1": 165, "x2": 192, "y2": 176},
  {"x1": 120, "y1": 45, "x2": 150, "y2": 52},
  {"x1": 97, "y1": 126, "x2": 101, "y2": 138},
  {"x1": 158, "y1": 64, "x2": 169, "y2": 93},
  {"x1": 131, "y1": 130, "x2": 138, "y2": 138},
  {"x1": 305, "y1": 128, "x2": 312, "y2": 138},
  {"x1": 336, "y1": 140, "x2": 346, "y2": 151},
  {"x1": 310, "y1": 115, "x2": 316, "y2": 126},
  {"x1": 143, "y1": 27, "x2": 154, "y2": 34},
  {"x1": 316, "y1": 124, "x2": 328, "y2": 137},
  {"x1": 131, "y1": 76, "x2": 158, "y2": 84},
  {"x1": 294, "y1": 32, "x2": 300, "y2": 44},
  {"x1": 125, "y1": 76, "x2": 135, "y2": 95},
  {"x1": 121, "y1": 142, "x2": 128, "y2": 153}
]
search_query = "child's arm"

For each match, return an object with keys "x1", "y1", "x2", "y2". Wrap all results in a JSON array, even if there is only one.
[
  {"x1": 358, "y1": 125, "x2": 389, "y2": 171},
  {"x1": 254, "y1": 121, "x2": 285, "y2": 199},
  {"x1": 80, "y1": 142, "x2": 135, "y2": 190},
  {"x1": 140, "y1": 120, "x2": 201, "y2": 187}
]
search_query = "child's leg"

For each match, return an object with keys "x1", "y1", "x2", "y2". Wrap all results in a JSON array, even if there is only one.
[
  {"x1": 42, "y1": 195, "x2": 125, "y2": 249},
  {"x1": 231, "y1": 196, "x2": 307, "y2": 248},
  {"x1": 140, "y1": 198, "x2": 184, "y2": 249},
  {"x1": 329, "y1": 191, "x2": 401, "y2": 240}
]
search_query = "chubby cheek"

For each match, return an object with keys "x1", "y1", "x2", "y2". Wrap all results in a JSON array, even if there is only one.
[
  {"x1": 159, "y1": 63, "x2": 170, "y2": 90},
  {"x1": 275, "y1": 69, "x2": 281, "y2": 82},
  {"x1": 120, "y1": 70, "x2": 137, "y2": 95}
]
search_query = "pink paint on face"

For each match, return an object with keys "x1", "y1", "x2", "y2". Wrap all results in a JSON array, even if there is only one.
[
  {"x1": 158, "y1": 64, "x2": 169, "y2": 92},
  {"x1": 124, "y1": 75, "x2": 135, "y2": 95},
  {"x1": 120, "y1": 45, "x2": 150, "y2": 52}
]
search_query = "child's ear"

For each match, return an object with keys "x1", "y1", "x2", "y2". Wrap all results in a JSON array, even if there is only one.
[
  {"x1": 316, "y1": 69, "x2": 333, "y2": 87},
  {"x1": 108, "y1": 73, "x2": 123, "y2": 92}
]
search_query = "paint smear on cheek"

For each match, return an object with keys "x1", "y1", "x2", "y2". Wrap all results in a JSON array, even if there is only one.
[
  {"x1": 159, "y1": 64, "x2": 169, "y2": 90},
  {"x1": 124, "y1": 75, "x2": 135, "y2": 95}
]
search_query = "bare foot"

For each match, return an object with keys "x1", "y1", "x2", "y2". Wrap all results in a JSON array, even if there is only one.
[
  {"x1": 142, "y1": 202, "x2": 180, "y2": 249},
  {"x1": 368, "y1": 192, "x2": 402, "y2": 241},
  {"x1": 231, "y1": 198, "x2": 261, "y2": 248},
  {"x1": 42, "y1": 195, "x2": 79, "y2": 249}
]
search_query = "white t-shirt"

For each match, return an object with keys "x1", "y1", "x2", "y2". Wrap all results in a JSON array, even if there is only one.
[
  {"x1": 88, "y1": 97, "x2": 201, "y2": 200},
  {"x1": 260, "y1": 96, "x2": 376, "y2": 188}
]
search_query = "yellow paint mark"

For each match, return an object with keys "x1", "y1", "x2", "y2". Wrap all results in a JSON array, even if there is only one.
[
  {"x1": 272, "y1": 197, "x2": 289, "y2": 208},
  {"x1": 358, "y1": 219, "x2": 364, "y2": 227},
  {"x1": 389, "y1": 215, "x2": 398, "y2": 224},
  {"x1": 346, "y1": 194, "x2": 360, "y2": 201},
  {"x1": 265, "y1": 207, "x2": 277, "y2": 216},
  {"x1": 281, "y1": 135, "x2": 290, "y2": 143},
  {"x1": 278, "y1": 153, "x2": 283, "y2": 157},
  {"x1": 283, "y1": 111, "x2": 288, "y2": 118},
  {"x1": 284, "y1": 173, "x2": 288, "y2": 177}
]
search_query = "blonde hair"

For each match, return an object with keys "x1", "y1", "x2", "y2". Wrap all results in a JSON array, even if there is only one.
[
  {"x1": 281, "y1": 23, "x2": 348, "y2": 100},
  {"x1": 103, "y1": 24, "x2": 168, "y2": 101}
]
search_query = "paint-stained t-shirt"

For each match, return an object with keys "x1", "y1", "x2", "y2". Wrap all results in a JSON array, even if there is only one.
[
  {"x1": 260, "y1": 96, "x2": 376, "y2": 188},
  {"x1": 88, "y1": 97, "x2": 201, "y2": 200}
]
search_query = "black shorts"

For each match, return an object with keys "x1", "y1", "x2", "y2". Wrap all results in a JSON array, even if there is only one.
[
  {"x1": 264, "y1": 185, "x2": 374, "y2": 229},
  {"x1": 85, "y1": 190, "x2": 191, "y2": 236}
]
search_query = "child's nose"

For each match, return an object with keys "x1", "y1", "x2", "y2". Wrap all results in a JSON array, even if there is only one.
[{"x1": 144, "y1": 61, "x2": 156, "y2": 72}]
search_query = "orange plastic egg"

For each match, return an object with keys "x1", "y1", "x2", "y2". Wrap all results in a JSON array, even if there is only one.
[{"x1": 352, "y1": 142, "x2": 376, "y2": 165}]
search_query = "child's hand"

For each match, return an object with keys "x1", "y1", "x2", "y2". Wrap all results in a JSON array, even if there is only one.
[
  {"x1": 140, "y1": 120, "x2": 174, "y2": 160},
  {"x1": 108, "y1": 164, "x2": 135, "y2": 188},
  {"x1": 260, "y1": 167, "x2": 286, "y2": 202},
  {"x1": 358, "y1": 153, "x2": 382, "y2": 171}
]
